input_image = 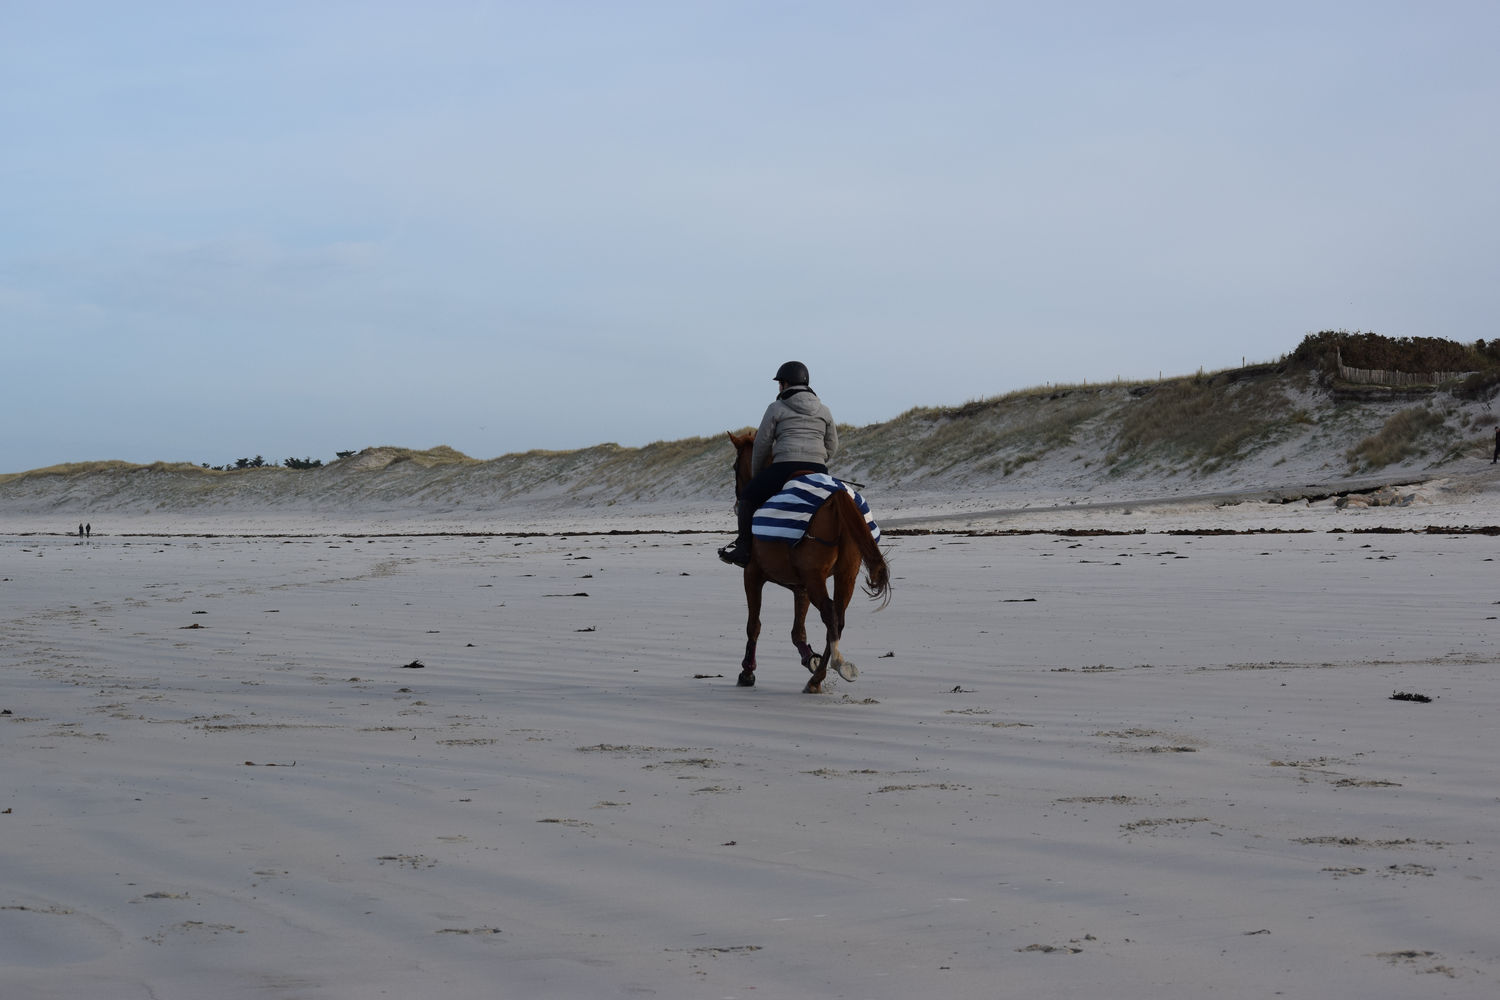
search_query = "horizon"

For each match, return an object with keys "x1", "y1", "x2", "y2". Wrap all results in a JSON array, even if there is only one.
[{"x1": 6, "y1": 2, "x2": 1498, "y2": 473}]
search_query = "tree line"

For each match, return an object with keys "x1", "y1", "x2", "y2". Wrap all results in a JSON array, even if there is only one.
[
  {"x1": 1291, "y1": 330, "x2": 1500, "y2": 375},
  {"x1": 1290, "y1": 330, "x2": 1500, "y2": 397},
  {"x1": 201, "y1": 450, "x2": 357, "y2": 471}
]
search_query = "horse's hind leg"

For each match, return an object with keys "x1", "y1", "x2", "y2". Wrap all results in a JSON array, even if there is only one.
[
  {"x1": 802, "y1": 586, "x2": 835, "y2": 694},
  {"x1": 823, "y1": 545, "x2": 861, "y2": 683},
  {"x1": 790, "y1": 589, "x2": 817, "y2": 671}
]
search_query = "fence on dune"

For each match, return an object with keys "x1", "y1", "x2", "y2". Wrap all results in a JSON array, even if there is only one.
[{"x1": 1335, "y1": 349, "x2": 1474, "y2": 387}]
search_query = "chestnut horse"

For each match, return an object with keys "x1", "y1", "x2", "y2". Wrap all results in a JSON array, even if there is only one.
[{"x1": 727, "y1": 430, "x2": 891, "y2": 693}]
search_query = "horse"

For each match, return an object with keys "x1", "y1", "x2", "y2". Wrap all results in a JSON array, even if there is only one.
[{"x1": 727, "y1": 430, "x2": 891, "y2": 693}]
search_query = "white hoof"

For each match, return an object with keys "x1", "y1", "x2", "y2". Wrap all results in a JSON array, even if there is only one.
[{"x1": 833, "y1": 659, "x2": 858, "y2": 682}]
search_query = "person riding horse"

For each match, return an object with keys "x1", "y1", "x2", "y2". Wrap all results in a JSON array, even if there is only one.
[{"x1": 719, "y1": 361, "x2": 839, "y2": 567}]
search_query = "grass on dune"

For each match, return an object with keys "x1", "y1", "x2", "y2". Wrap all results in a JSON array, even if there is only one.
[
  {"x1": 1345, "y1": 406, "x2": 1447, "y2": 472},
  {"x1": 0, "y1": 460, "x2": 211, "y2": 484},
  {"x1": 1107, "y1": 376, "x2": 1303, "y2": 475},
  {"x1": 850, "y1": 387, "x2": 1114, "y2": 482}
]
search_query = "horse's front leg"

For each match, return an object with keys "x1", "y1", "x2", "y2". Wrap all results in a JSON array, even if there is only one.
[
  {"x1": 739, "y1": 568, "x2": 765, "y2": 687},
  {"x1": 790, "y1": 589, "x2": 817, "y2": 671}
]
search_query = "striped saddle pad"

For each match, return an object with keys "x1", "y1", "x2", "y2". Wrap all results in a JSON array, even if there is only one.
[{"x1": 750, "y1": 474, "x2": 881, "y2": 544}]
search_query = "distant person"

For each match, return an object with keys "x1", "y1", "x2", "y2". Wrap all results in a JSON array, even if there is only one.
[
  {"x1": 78, "y1": 523, "x2": 84, "y2": 537},
  {"x1": 1493, "y1": 427, "x2": 1499, "y2": 464},
  {"x1": 85, "y1": 523, "x2": 91, "y2": 538},
  {"x1": 719, "y1": 361, "x2": 839, "y2": 567}
]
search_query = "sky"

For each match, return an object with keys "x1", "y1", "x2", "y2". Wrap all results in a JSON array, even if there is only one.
[{"x1": 4, "y1": 1, "x2": 1499, "y2": 472}]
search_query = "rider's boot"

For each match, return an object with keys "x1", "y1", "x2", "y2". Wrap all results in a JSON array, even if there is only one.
[{"x1": 718, "y1": 537, "x2": 751, "y2": 566}]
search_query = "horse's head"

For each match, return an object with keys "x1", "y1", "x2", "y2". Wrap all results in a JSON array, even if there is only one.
[{"x1": 726, "y1": 430, "x2": 756, "y2": 500}]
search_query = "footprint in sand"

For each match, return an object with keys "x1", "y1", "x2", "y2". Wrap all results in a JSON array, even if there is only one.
[{"x1": 0, "y1": 900, "x2": 123, "y2": 967}]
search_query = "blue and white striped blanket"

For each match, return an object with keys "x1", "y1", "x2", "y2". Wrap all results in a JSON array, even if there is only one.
[{"x1": 750, "y1": 474, "x2": 881, "y2": 544}]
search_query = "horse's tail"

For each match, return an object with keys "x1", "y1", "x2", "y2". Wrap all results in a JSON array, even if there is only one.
[{"x1": 834, "y1": 489, "x2": 892, "y2": 610}]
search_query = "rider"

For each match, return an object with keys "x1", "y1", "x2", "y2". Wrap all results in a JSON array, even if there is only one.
[{"x1": 719, "y1": 361, "x2": 839, "y2": 567}]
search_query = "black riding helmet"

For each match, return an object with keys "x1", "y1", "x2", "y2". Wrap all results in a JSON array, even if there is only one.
[{"x1": 773, "y1": 360, "x2": 810, "y2": 385}]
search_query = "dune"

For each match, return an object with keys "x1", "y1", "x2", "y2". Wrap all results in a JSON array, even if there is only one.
[{"x1": 7, "y1": 355, "x2": 1500, "y2": 534}]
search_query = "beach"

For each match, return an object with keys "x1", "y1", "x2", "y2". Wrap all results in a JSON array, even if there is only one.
[{"x1": 3, "y1": 497, "x2": 1498, "y2": 998}]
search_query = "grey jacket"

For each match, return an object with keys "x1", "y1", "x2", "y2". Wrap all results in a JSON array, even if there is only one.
[{"x1": 751, "y1": 385, "x2": 839, "y2": 472}]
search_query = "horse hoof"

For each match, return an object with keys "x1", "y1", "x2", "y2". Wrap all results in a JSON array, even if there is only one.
[
  {"x1": 737, "y1": 670, "x2": 756, "y2": 687},
  {"x1": 802, "y1": 681, "x2": 822, "y2": 694},
  {"x1": 804, "y1": 654, "x2": 821, "y2": 674},
  {"x1": 833, "y1": 660, "x2": 858, "y2": 682}
]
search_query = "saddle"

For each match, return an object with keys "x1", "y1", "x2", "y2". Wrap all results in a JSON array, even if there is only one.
[{"x1": 750, "y1": 474, "x2": 880, "y2": 545}]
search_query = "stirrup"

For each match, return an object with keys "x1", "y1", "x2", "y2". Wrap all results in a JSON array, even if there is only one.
[{"x1": 718, "y1": 541, "x2": 750, "y2": 566}]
